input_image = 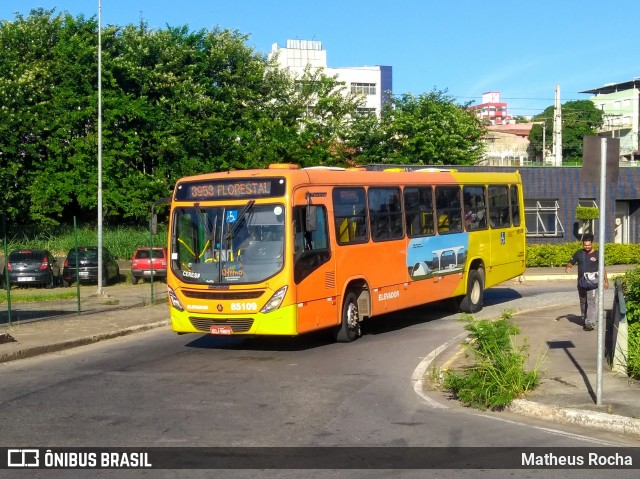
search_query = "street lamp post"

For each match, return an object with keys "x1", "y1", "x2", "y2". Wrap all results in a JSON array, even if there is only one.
[{"x1": 97, "y1": 0, "x2": 104, "y2": 294}]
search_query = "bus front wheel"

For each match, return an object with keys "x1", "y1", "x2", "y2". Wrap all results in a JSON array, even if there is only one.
[
  {"x1": 335, "y1": 291, "x2": 361, "y2": 342},
  {"x1": 458, "y1": 268, "x2": 484, "y2": 314}
]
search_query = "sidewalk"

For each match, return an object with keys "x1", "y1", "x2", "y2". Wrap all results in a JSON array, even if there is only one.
[{"x1": 1, "y1": 265, "x2": 640, "y2": 439}]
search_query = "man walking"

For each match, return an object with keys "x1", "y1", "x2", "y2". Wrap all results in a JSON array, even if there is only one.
[{"x1": 565, "y1": 234, "x2": 609, "y2": 331}]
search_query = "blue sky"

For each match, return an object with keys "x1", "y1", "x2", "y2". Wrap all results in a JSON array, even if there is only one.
[{"x1": 2, "y1": 0, "x2": 639, "y2": 117}]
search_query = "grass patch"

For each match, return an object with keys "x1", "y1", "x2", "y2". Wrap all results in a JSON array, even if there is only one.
[
  {"x1": 443, "y1": 310, "x2": 543, "y2": 410},
  {"x1": 0, "y1": 289, "x2": 78, "y2": 304}
]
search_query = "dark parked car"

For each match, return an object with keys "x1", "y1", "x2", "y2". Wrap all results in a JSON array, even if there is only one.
[
  {"x1": 130, "y1": 247, "x2": 168, "y2": 284},
  {"x1": 62, "y1": 247, "x2": 120, "y2": 287},
  {"x1": 1, "y1": 249, "x2": 61, "y2": 288}
]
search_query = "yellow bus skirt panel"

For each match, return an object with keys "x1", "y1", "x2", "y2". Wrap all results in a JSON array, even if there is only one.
[{"x1": 170, "y1": 303, "x2": 299, "y2": 336}]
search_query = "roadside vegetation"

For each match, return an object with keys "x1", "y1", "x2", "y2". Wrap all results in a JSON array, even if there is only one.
[
  {"x1": 526, "y1": 242, "x2": 640, "y2": 267},
  {"x1": 0, "y1": 289, "x2": 78, "y2": 304},
  {"x1": 618, "y1": 267, "x2": 640, "y2": 380},
  {"x1": 1, "y1": 9, "x2": 485, "y2": 231},
  {"x1": 2, "y1": 225, "x2": 167, "y2": 260},
  {"x1": 441, "y1": 311, "x2": 542, "y2": 410}
]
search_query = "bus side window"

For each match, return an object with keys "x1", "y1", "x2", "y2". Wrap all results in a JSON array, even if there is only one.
[
  {"x1": 435, "y1": 186, "x2": 462, "y2": 234},
  {"x1": 333, "y1": 187, "x2": 368, "y2": 245},
  {"x1": 369, "y1": 187, "x2": 403, "y2": 242},
  {"x1": 488, "y1": 185, "x2": 510, "y2": 228},
  {"x1": 404, "y1": 186, "x2": 434, "y2": 238},
  {"x1": 463, "y1": 185, "x2": 487, "y2": 231},
  {"x1": 510, "y1": 185, "x2": 521, "y2": 226}
]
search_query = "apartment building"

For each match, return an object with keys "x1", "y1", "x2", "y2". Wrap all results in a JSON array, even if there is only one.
[
  {"x1": 468, "y1": 91, "x2": 512, "y2": 126},
  {"x1": 269, "y1": 39, "x2": 392, "y2": 116},
  {"x1": 581, "y1": 79, "x2": 640, "y2": 162}
]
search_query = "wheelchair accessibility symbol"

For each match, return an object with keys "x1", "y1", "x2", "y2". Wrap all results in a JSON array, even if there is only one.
[
  {"x1": 500, "y1": 232, "x2": 506, "y2": 245},
  {"x1": 226, "y1": 210, "x2": 238, "y2": 223}
]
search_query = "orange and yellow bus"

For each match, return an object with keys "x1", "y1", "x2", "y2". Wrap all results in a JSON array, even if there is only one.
[{"x1": 162, "y1": 164, "x2": 525, "y2": 342}]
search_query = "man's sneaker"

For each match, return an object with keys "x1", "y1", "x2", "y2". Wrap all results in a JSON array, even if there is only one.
[{"x1": 583, "y1": 324, "x2": 594, "y2": 331}]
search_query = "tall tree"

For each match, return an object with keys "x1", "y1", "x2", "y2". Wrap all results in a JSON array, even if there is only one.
[
  {"x1": 346, "y1": 90, "x2": 486, "y2": 166},
  {"x1": 528, "y1": 100, "x2": 603, "y2": 163},
  {"x1": 0, "y1": 10, "x2": 361, "y2": 226}
]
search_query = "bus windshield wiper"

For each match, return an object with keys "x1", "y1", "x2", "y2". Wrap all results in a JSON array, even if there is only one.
[
  {"x1": 226, "y1": 200, "x2": 255, "y2": 241},
  {"x1": 195, "y1": 203, "x2": 217, "y2": 261}
]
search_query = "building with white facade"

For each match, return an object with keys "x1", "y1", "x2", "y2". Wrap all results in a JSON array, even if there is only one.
[
  {"x1": 580, "y1": 79, "x2": 640, "y2": 162},
  {"x1": 269, "y1": 39, "x2": 392, "y2": 116},
  {"x1": 480, "y1": 123, "x2": 533, "y2": 166}
]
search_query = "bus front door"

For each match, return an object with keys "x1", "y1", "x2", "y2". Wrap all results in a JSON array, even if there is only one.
[{"x1": 293, "y1": 194, "x2": 338, "y2": 334}]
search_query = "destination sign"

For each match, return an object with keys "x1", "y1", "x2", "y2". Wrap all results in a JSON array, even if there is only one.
[{"x1": 175, "y1": 178, "x2": 286, "y2": 201}]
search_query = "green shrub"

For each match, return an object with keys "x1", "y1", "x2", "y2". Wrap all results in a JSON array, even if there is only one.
[
  {"x1": 526, "y1": 242, "x2": 640, "y2": 268},
  {"x1": 443, "y1": 311, "x2": 541, "y2": 410},
  {"x1": 575, "y1": 206, "x2": 599, "y2": 220},
  {"x1": 618, "y1": 267, "x2": 640, "y2": 379},
  {"x1": 627, "y1": 322, "x2": 640, "y2": 380}
]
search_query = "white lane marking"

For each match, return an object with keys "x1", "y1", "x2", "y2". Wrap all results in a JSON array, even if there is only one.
[{"x1": 411, "y1": 332, "x2": 467, "y2": 409}]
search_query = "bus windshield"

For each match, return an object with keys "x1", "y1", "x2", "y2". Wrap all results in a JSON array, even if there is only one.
[{"x1": 172, "y1": 203, "x2": 285, "y2": 285}]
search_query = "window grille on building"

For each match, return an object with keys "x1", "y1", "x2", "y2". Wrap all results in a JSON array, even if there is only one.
[
  {"x1": 355, "y1": 107, "x2": 376, "y2": 116},
  {"x1": 524, "y1": 199, "x2": 564, "y2": 237},
  {"x1": 351, "y1": 82, "x2": 376, "y2": 95}
]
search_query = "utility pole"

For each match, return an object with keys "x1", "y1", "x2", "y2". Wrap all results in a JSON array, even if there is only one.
[
  {"x1": 542, "y1": 118, "x2": 546, "y2": 163},
  {"x1": 97, "y1": 0, "x2": 104, "y2": 294},
  {"x1": 532, "y1": 120, "x2": 547, "y2": 163},
  {"x1": 552, "y1": 84, "x2": 562, "y2": 166},
  {"x1": 596, "y1": 137, "x2": 607, "y2": 406}
]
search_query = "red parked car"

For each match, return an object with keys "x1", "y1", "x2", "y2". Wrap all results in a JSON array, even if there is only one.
[{"x1": 130, "y1": 247, "x2": 168, "y2": 284}]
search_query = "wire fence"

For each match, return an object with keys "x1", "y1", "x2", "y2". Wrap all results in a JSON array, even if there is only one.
[{"x1": 1, "y1": 218, "x2": 166, "y2": 327}]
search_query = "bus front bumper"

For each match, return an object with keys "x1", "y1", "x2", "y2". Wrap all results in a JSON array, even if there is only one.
[{"x1": 170, "y1": 304, "x2": 299, "y2": 336}]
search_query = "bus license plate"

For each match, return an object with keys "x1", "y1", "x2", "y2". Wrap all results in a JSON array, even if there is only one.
[{"x1": 210, "y1": 325, "x2": 233, "y2": 335}]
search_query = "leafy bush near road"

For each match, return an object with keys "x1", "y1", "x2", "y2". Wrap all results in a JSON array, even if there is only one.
[
  {"x1": 619, "y1": 267, "x2": 640, "y2": 380},
  {"x1": 443, "y1": 311, "x2": 541, "y2": 410},
  {"x1": 526, "y1": 242, "x2": 640, "y2": 267},
  {"x1": 2, "y1": 226, "x2": 167, "y2": 260}
]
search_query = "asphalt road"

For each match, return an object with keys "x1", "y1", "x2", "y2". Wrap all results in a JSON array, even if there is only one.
[{"x1": 0, "y1": 280, "x2": 635, "y2": 479}]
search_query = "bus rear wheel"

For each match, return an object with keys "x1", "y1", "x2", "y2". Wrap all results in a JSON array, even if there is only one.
[
  {"x1": 335, "y1": 291, "x2": 361, "y2": 342},
  {"x1": 458, "y1": 268, "x2": 484, "y2": 314}
]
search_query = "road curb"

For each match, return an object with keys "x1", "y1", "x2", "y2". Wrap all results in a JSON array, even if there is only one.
[
  {"x1": 424, "y1": 299, "x2": 640, "y2": 439},
  {"x1": 507, "y1": 399, "x2": 640, "y2": 438},
  {"x1": 0, "y1": 320, "x2": 169, "y2": 364}
]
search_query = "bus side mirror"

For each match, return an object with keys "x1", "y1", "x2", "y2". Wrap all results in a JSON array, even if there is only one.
[
  {"x1": 306, "y1": 206, "x2": 317, "y2": 232},
  {"x1": 151, "y1": 214, "x2": 158, "y2": 235}
]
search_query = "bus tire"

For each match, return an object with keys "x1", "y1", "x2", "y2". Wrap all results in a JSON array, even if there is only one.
[
  {"x1": 335, "y1": 291, "x2": 361, "y2": 343},
  {"x1": 458, "y1": 268, "x2": 484, "y2": 314}
]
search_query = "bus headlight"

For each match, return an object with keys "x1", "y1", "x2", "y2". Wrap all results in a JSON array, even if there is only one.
[
  {"x1": 168, "y1": 286, "x2": 185, "y2": 312},
  {"x1": 261, "y1": 286, "x2": 288, "y2": 314}
]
